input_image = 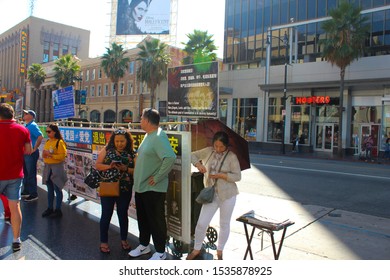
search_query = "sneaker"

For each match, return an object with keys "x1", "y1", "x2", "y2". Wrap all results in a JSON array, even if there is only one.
[
  {"x1": 42, "y1": 208, "x2": 53, "y2": 217},
  {"x1": 21, "y1": 191, "x2": 29, "y2": 198},
  {"x1": 51, "y1": 209, "x2": 63, "y2": 218},
  {"x1": 128, "y1": 244, "x2": 151, "y2": 257},
  {"x1": 149, "y1": 252, "x2": 166, "y2": 260},
  {"x1": 24, "y1": 195, "x2": 38, "y2": 202},
  {"x1": 12, "y1": 242, "x2": 21, "y2": 252}
]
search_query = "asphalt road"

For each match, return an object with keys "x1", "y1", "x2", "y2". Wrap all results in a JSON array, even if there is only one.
[{"x1": 240, "y1": 154, "x2": 390, "y2": 219}]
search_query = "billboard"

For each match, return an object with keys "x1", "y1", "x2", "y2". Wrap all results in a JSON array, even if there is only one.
[
  {"x1": 167, "y1": 61, "x2": 219, "y2": 118},
  {"x1": 52, "y1": 86, "x2": 76, "y2": 120},
  {"x1": 116, "y1": 0, "x2": 170, "y2": 35}
]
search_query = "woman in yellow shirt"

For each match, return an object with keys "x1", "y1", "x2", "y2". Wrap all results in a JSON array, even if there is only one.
[{"x1": 41, "y1": 123, "x2": 68, "y2": 218}]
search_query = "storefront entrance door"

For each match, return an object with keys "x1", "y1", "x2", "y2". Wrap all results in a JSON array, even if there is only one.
[{"x1": 315, "y1": 124, "x2": 334, "y2": 151}]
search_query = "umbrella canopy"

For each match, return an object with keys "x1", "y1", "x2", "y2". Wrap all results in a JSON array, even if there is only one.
[{"x1": 191, "y1": 119, "x2": 251, "y2": 171}]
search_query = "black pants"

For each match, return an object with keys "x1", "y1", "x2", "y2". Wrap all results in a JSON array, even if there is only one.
[{"x1": 135, "y1": 191, "x2": 167, "y2": 253}]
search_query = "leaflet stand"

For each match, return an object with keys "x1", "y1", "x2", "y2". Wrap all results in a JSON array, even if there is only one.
[{"x1": 236, "y1": 211, "x2": 294, "y2": 260}]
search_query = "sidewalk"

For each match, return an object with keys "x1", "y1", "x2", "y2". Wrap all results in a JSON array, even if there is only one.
[{"x1": 1, "y1": 172, "x2": 390, "y2": 260}]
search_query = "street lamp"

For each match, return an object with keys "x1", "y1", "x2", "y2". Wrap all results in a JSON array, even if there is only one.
[
  {"x1": 266, "y1": 31, "x2": 289, "y2": 154},
  {"x1": 73, "y1": 76, "x2": 82, "y2": 118}
]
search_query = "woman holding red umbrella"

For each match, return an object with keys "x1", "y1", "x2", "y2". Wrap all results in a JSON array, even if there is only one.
[{"x1": 187, "y1": 131, "x2": 241, "y2": 260}]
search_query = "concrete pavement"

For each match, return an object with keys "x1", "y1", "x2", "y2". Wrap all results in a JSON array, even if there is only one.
[{"x1": 1, "y1": 155, "x2": 390, "y2": 260}]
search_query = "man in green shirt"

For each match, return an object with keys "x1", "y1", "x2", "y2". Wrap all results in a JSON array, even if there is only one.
[{"x1": 129, "y1": 108, "x2": 176, "y2": 260}]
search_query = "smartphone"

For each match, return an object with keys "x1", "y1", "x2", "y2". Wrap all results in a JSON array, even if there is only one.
[{"x1": 111, "y1": 160, "x2": 122, "y2": 164}]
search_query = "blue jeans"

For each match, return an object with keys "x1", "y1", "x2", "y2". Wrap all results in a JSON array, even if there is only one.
[
  {"x1": 46, "y1": 175, "x2": 63, "y2": 210},
  {"x1": 100, "y1": 192, "x2": 132, "y2": 243},
  {"x1": 23, "y1": 149, "x2": 39, "y2": 196},
  {"x1": 0, "y1": 178, "x2": 23, "y2": 201}
]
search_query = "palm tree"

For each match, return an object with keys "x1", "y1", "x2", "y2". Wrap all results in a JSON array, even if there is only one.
[
  {"x1": 182, "y1": 29, "x2": 217, "y2": 65},
  {"x1": 137, "y1": 38, "x2": 171, "y2": 109},
  {"x1": 27, "y1": 63, "x2": 46, "y2": 91},
  {"x1": 101, "y1": 42, "x2": 130, "y2": 123},
  {"x1": 320, "y1": 1, "x2": 369, "y2": 157},
  {"x1": 53, "y1": 54, "x2": 81, "y2": 88}
]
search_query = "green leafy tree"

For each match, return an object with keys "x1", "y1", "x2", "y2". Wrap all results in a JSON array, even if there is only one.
[
  {"x1": 53, "y1": 54, "x2": 81, "y2": 88},
  {"x1": 320, "y1": 1, "x2": 369, "y2": 157},
  {"x1": 182, "y1": 29, "x2": 217, "y2": 65},
  {"x1": 27, "y1": 63, "x2": 46, "y2": 91},
  {"x1": 137, "y1": 38, "x2": 171, "y2": 109},
  {"x1": 101, "y1": 42, "x2": 130, "y2": 123}
]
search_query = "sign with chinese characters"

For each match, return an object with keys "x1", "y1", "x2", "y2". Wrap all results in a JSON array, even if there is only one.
[{"x1": 46, "y1": 126, "x2": 192, "y2": 245}]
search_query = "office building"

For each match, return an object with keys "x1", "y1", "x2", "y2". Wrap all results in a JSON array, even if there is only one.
[{"x1": 219, "y1": 0, "x2": 390, "y2": 155}]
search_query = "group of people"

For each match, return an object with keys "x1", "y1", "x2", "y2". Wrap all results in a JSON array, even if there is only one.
[
  {"x1": 0, "y1": 103, "x2": 68, "y2": 252},
  {"x1": 97, "y1": 108, "x2": 242, "y2": 261},
  {"x1": 1, "y1": 104, "x2": 242, "y2": 260}
]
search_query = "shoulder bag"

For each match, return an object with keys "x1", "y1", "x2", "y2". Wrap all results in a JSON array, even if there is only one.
[{"x1": 195, "y1": 151, "x2": 229, "y2": 204}]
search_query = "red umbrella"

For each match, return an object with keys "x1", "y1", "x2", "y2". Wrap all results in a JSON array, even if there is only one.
[{"x1": 191, "y1": 119, "x2": 251, "y2": 171}]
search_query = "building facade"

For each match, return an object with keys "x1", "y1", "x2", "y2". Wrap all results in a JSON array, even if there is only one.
[
  {"x1": 0, "y1": 16, "x2": 90, "y2": 119},
  {"x1": 220, "y1": 0, "x2": 390, "y2": 156},
  {"x1": 27, "y1": 39, "x2": 186, "y2": 124}
]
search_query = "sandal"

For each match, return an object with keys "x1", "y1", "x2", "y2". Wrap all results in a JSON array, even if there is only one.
[
  {"x1": 100, "y1": 243, "x2": 110, "y2": 254},
  {"x1": 121, "y1": 240, "x2": 131, "y2": 251},
  {"x1": 186, "y1": 250, "x2": 201, "y2": 260}
]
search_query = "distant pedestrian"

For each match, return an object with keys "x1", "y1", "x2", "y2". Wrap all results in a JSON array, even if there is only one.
[
  {"x1": 383, "y1": 137, "x2": 390, "y2": 159},
  {"x1": 291, "y1": 134, "x2": 298, "y2": 152},
  {"x1": 363, "y1": 134, "x2": 374, "y2": 161},
  {"x1": 22, "y1": 109, "x2": 43, "y2": 202},
  {"x1": 0, "y1": 103, "x2": 32, "y2": 252},
  {"x1": 41, "y1": 124, "x2": 68, "y2": 218}
]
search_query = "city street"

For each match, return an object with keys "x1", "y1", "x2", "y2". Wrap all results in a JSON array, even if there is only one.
[
  {"x1": 241, "y1": 154, "x2": 390, "y2": 219},
  {"x1": 220, "y1": 154, "x2": 390, "y2": 260}
]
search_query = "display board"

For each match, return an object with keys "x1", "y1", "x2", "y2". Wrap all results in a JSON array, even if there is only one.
[{"x1": 38, "y1": 125, "x2": 192, "y2": 245}]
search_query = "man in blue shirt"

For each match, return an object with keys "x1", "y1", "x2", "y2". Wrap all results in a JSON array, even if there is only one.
[{"x1": 22, "y1": 110, "x2": 43, "y2": 201}]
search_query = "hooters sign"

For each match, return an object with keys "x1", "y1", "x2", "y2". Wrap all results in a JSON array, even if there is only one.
[{"x1": 294, "y1": 96, "x2": 331, "y2": 105}]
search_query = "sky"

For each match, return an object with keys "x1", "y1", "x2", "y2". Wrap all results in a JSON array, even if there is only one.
[{"x1": 0, "y1": 0, "x2": 225, "y2": 58}]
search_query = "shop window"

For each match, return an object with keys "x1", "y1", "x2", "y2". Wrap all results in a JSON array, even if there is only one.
[
  {"x1": 350, "y1": 106, "x2": 382, "y2": 148},
  {"x1": 267, "y1": 97, "x2": 283, "y2": 142},
  {"x1": 290, "y1": 105, "x2": 310, "y2": 145},
  {"x1": 219, "y1": 99, "x2": 228, "y2": 125},
  {"x1": 232, "y1": 98, "x2": 257, "y2": 141}
]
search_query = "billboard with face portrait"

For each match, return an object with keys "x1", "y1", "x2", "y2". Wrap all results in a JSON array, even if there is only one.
[{"x1": 116, "y1": 0, "x2": 170, "y2": 35}]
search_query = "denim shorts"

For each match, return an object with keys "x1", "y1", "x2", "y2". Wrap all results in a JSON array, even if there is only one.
[{"x1": 0, "y1": 178, "x2": 23, "y2": 201}]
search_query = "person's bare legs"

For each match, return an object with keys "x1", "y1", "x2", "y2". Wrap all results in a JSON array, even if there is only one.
[{"x1": 8, "y1": 200, "x2": 22, "y2": 240}]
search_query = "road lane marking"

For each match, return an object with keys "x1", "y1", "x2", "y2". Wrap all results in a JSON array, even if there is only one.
[{"x1": 252, "y1": 163, "x2": 390, "y2": 180}]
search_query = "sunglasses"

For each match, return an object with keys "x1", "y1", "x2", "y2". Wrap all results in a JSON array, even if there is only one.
[
  {"x1": 46, "y1": 130, "x2": 53, "y2": 133},
  {"x1": 114, "y1": 129, "x2": 127, "y2": 135}
]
